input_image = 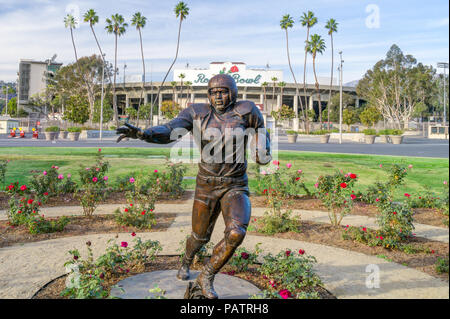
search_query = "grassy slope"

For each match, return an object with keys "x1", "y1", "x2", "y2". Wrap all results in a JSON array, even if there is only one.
[{"x1": 1, "y1": 147, "x2": 448, "y2": 200}]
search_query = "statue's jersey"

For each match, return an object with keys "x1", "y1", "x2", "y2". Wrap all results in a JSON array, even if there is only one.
[{"x1": 141, "y1": 101, "x2": 271, "y2": 178}]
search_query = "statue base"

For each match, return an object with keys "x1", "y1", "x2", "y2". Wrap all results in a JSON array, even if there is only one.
[{"x1": 110, "y1": 269, "x2": 261, "y2": 299}]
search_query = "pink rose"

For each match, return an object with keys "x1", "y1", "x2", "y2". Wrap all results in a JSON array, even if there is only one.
[
  {"x1": 314, "y1": 183, "x2": 319, "y2": 188},
  {"x1": 57, "y1": 174, "x2": 64, "y2": 179},
  {"x1": 279, "y1": 289, "x2": 292, "y2": 299},
  {"x1": 67, "y1": 174, "x2": 71, "y2": 178},
  {"x1": 261, "y1": 170, "x2": 267, "y2": 175},
  {"x1": 154, "y1": 169, "x2": 158, "y2": 173},
  {"x1": 92, "y1": 177, "x2": 98, "y2": 182},
  {"x1": 129, "y1": 177, "x2": 135, "y2": 183},
  {"x1": 43, "y1": 171, "x2": 47, "y2": 176},
  {"x1": 286, "y1": 163, "x2": 292, "y2": 169},
  {"x1": 104, "y1": 176, "x2": 108, "y2": 181},
  {"x1": 121, "y1": 242, "x2": 128, "y2": 248},
  {"x1": 297, "y1": 169, "x2": 302, "y2": 174}
]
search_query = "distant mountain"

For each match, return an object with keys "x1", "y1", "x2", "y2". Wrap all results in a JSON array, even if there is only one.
[{"x1": 344, "y1": 80, "x2": 360, "y2": 87}]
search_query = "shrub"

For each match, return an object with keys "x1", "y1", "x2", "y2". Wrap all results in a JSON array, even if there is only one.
[
  {"x1": 30, "y1": 166, "x2": 77, "y2": 198},
  {"x1": 315, "y1": 170, "x2": 359, "y2": 226},
  {"x1": 75, "y1": 149, "x2": 110, "y2": 216},
  {"x1": 286, "y1": 130, "x2": 298, "y2": 135},
  {"x1": 363, "y1": 128, "x2": 377, "y2": 135},
  {"x1": 309, "y1": 130, "x2": 330, "y2": 135},
  {"x1": 67, "y1": 127, "x2": 82, "y2": 133},
  {"x1": 258, "y1": 249, "x2": 322, "y2": 299},
  {"x1": 62, "y1": 235, "x2": 162, "y2": 299},
  {"x1": 27, "y1": 216, "x2": 70, "y2": 234},
  {"x1": 45, "y1": 126, "x2": 60, "y2": 132},
  {"x1": 435, "y1": 257, "x2": 449, "y2": 274},
  {"x1": 5, "y1": 182, "x2": 42, "y2": 226},
  {"x1": 389, "y1": 129, "x2": 403, "y2": 136},
  {"x1": 114, "y1": 172, "x2": 162, "y2": 229},
  {"x1": 378, "y1": 129, "x2": 390, "y2": 135},
  {"x1": 228, "y1": 244, "x2": 261, "y2": 273},
  {"x1": 0, "y1": 159, "x2": 9, "y2": 188}
]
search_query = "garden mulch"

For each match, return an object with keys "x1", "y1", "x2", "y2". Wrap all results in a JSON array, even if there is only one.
[
  {"x1": 249, "y1": 219, "x2": 449, "y2": 282},
  {"x1": 32, "y1": 255, "x2": 335, "y2": 299},
  {"x1": 0, "y1": 213, "x2": 176, "y2": 248},
  {"x1": 250, "y1": 196, "x2": 449, "y2": 228}
]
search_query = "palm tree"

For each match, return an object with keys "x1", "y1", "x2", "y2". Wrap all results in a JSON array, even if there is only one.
[
  {"x1": 261, "y1": 82, "x2": 268, "y2": 112},
  {"x1": 280, "y1": 14, "x2": 305, "y2": 126},
  {"x1": 178, "y1": 73, "x2": 186, "y2": 107},
  {"x1": 185, "y1": 81, "x2": 192, "y2": 105},
  {"x1": 300, "y1": 11, "x2": 317, "y2": 132},
  {"x1": 271, "y1": 77, "x2": 278, "y2": 112},
  {"x1": 306, "y1": 34, "x2": 326, "y2": 125},
  {"x1": 64, "y1": 14, "x2": 95, "y2": 123},
  {"x1": 105, "y1": 14, "x2": 128, "y2": 126},
  {"x1": 131, "y1": 12, "x2": 147, "y2": 128},
  {"x1": 83, "y1": 9, "x2": 112, "y2": 125},
  {"x1": 170, "y1": 81, "x2": 177, "y2": 105},
  {"x1": 278, "y1": 81, "x2": 286, "y2": 106},
  {"x1": 155, "y1": 1, "x2": 189, "y2": 119},
  {"x1": 325, "y1": 18, "x2": 338, "y2": 130}
]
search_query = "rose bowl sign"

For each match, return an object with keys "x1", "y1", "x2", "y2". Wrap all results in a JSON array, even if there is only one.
[{"x1": 174, "y1": 62, "x2": 283, "y2": 87}]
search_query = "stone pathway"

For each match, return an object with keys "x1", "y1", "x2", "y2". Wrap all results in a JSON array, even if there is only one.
[{"x1": 0, "y1": 202, "x2": 448, "y2": 299}]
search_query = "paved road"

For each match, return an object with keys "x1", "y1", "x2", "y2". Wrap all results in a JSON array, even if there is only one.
[{"x1": 0, "y1": 135, "x2": 448, "y2": 158}]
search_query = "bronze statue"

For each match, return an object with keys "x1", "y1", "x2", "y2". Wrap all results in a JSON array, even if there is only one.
[{"x1": 116, "y1": 74, "x2": 271, "y2": 299}]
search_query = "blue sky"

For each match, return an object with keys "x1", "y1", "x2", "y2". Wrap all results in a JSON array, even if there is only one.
[{"x1": 0, "y1": 0, "x2": 448, "y2": 84}]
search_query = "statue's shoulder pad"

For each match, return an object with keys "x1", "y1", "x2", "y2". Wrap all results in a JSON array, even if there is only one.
[
  {"x1": 190, "y1": 103, "x2": 211, "y2": 116},
  {"x1": 234, "y1": 100, "x2": 257, "y2": 116}
]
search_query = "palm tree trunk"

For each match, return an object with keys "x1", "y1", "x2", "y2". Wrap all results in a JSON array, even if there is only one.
[
  {"x1": 327, "y1": 33, "x2": 334, "y2": 131},
  {"x1": 285, "y1": 29, "x2": 306, "y2": 129},
  {"x1": 312, "y1": 55, "x2": 322, "y2": 125},
  {"x1": 180, "y1": 80, "x2": 183, "y2": 108},
  {"x1": 303, "y1": 27, "x2": 311, "y2": 133},
  {"x1": 154, "y1": 17, "x2": 183, "y2": 121},
  {"x1": 113, "y1": 33, "x2": 118, "y2": 126},
  {"x1": 136, "y1": 27, "x2": 145, "y2": 128},
  {"x1": 272, "y1": 84, "x2": 275, "y2": 112}
]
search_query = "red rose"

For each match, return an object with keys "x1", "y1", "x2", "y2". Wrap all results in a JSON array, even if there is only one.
[
  {"x1": 393, "y1": 211, "x2": 397, "y2": 215},
  {"x1": 279, "y1": 289, "x2": 292, "y2": 299},
  {"x1": 350, "y1": 194, "x2": 357, "y2": 200},
  {"x1": 124, "y1": 208, "x2": 129, "y2": 212},
  {"x1": 44, "y1": 192, "x2": 49, "y2": 196},
  {"x1": 362, "y1": 227, "x2": 367, "y2": 232},
  {"x1": 404, "y1": 193, "x2": 411, "y2": 198},
  {"x1": 340, "y1": 182, "x2": 347, "y2": 189},
  {"x1": 141, "y1": 211, "x2": 146, "y2": 215},
  {"x1": 27, "y1": 199, "x2": 34, "y2": 205},
  {"x1": 273, "y1": 160, "x2": 280, "y2": 166},
  {"x1": 73, "y1": 255, "x2": 79, "y2": 260},
  {"x1": 295, "y1": 177, "x2": 301, "y2": 181},
  {"x1": 121, "y1": 242, "x2": 128, "y2": 248},
  {"x1": 241, "y1": 252, "x2": 249, "y2": 260},
  {"x1": 263, "y1": 189, "x2": 268, "y2": 194},
  {"x1": 285, "y1": 250, "x2": 291, "y2": 257},
  {"x1": 131, "y1": 232, "x2": 136, "y2": 237},
  {"x1": 298, "y1": 249, "x2": 305, "y2": 255},
  {"x1": 349, "y1": 173, "x2": 357, "y2": 179},
  {"x1": 20, "y1": 185, "x2": 27, "y2": 191}
]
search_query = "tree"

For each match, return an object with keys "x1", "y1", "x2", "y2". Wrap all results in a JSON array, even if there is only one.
[
  {"x1": 93, "y1": 96, "x2": 113, "y2": 123},
  {"x1": 261, "y1": 82, "x2": 268, "y2": 112},
  {"x1": 105, "y1": 14, "x2": 128, "y2": 126},
  {"x1": 359, "y1": 105, "x2": 382, "y2": 128},
  {"x1": 278, "y1": 81, "x2": 286, "y2": 106},
  {"x1": 271, "y1": 77, "x2": 278, "y2": 112},
  {"x1": 63, "y1": 94, "x2": 90, "y2": 124},
  {"x1": 306, "y1": 34, "x2": 326, "y2": 124},
  {"x1": 178, "y1": 73, "x2": 186, "y2": 107},
  {"x1": 300, "y1": 11, "x2": 317, "y2": 132},
  {"x1": 325, "y1": 18, "x2": 338, "y2": 130},
  {"x1": 280, "y1": 14, "x2": 305, "y2": 125},
  {"x1": 131, "y1": 12, "x2": 147, "y2": 127},
  {"x1": 328, "y1": 92, "x2": 355, "y2": 122},
  {"x1": 356, "y1": 44, "x2": 435, "y2": 129},
  {"x1": 185, "y1": 81, "x2": 192, "y2": 105},
  {"x1": 161, "y1": 101, "x2": 181, "y2": 119},
  {"x1": 271, "y1": 104, "x2": 295, "y2": 121},
  {"x1": 154, "y1": 1, "x2": 189, "y2": 119},
  {"x1": 170, "y1": 81, "x2": 177, "y2": 105},
  {"x1": 343, "y1": 108, "x2": 359, "y2": 130},
  {"x1": 64, "y1": 14, "x2": 95, "y2": 123}
]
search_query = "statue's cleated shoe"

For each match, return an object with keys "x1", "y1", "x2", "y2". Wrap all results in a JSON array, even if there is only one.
[
  {"x1": 177, "y1": 264, "x2": 190, "y2": 280},
  {"x1": 196, "y1": 270, "x2": 218, "y2": 299}
]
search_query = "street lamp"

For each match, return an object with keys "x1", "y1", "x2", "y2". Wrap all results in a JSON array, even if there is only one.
[
  {"x1": 338, "y1": 51, "x2": 344, "y2": 144},
  {"x1": 437, "y1": 62, "x2": 448, "y2": 128}
]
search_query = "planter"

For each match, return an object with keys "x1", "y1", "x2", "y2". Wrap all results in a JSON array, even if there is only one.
[
  {"x1": 319, "y1": 135, "x2": 330, "y2": 144},
  {"x1": 364, "y1": 135, "x2": 376, "y2": 144},
  {"x1": 44, "y1": 132, "x2": 57, "y2": 141},
  {"x1": 379, "y1": 135, "x2": 390, "y2": 143},
  {"x1": 390, "y1": 135, "x2": 404, "y2": 144},
  {"x1": 287, "y1": 134, "x2": 298, "y2": 143},
  {"x1": 68, "y1": 132, "x2": 81, "y2": 141},
  {"x1": 60, "y1": 131, "x2": 68, "y2": 139}
]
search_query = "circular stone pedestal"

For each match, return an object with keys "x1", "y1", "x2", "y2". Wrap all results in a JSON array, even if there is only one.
[{"x1": 110, "y1": 270, "x2": 261, "y2": 299}]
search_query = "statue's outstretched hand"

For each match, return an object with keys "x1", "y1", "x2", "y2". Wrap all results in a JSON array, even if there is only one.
[{"x1": 116, "y1": 123, "x2": 143, "y2": 143}]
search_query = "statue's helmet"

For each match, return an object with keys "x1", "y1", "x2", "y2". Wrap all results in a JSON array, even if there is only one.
[{"x1": 207, "y1": 74, "x2": 238, "y2": 107}]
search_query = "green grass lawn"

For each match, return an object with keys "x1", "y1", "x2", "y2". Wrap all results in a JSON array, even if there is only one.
[{"x1": 0, "y1": 147, "x2": 448, "y2": 201}]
